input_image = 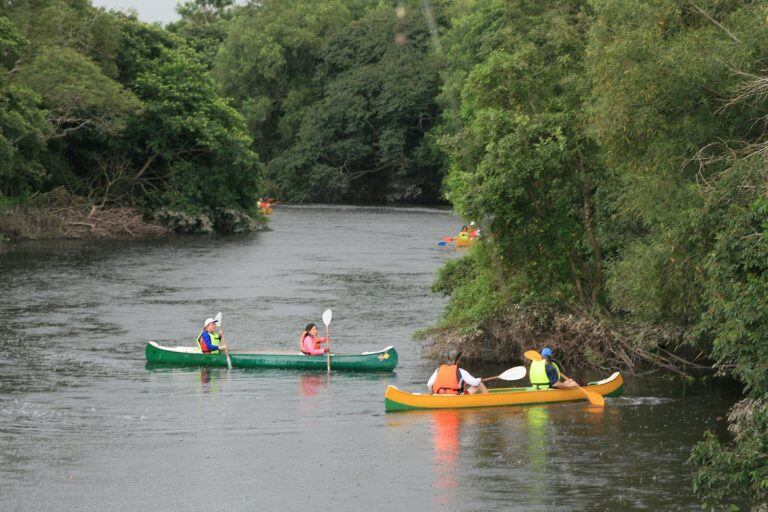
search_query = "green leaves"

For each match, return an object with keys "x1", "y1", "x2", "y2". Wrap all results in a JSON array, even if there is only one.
[
  {"x1": 125, "y1": 45, "x2": 261, "y2": 216},
  {"x1": 437, "y1": 0, "x2": 768, "y2": 506},
  {"x1": 0, "y1": 3, "x2": 263, "y2": 229},
  {"x1": 15, "y1": 47, "x2": 141, "y2": 138},
  {"x1": 440, "y1": 0, "x2": 601, "y2": 306},
  {"x1": 216, "y1": 0, "x2": 444, "y2": 203}
]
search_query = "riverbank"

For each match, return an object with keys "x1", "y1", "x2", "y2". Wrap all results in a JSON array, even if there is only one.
[
  {"x1": 0, "y1": 188, "x2": 268, "y2": 242},
  {"x1": 420, "y1": 304, "x2": 712, "y2": 379}
]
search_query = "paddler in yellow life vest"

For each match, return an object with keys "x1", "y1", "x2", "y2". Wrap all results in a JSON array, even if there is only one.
[
  {"x1": 456, "y1": 226, "x2": 471, "y2": 243},
  {"x1": 468, "y1": 221, "x2": 479, "y2": 239},
  {"x1": 427, "y1": 350, "x2": 489, "y2": 395},
  {"x1": 529, "y1": 347, "x2": 578, "y2": 389},
  {"x1": 197, "y1": 317, "x2": 227, "y2": 354}
]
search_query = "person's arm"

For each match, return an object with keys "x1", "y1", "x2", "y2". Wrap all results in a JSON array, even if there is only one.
[
  {"x1": 545, "y1": 364, "x2": 559, "y2": 386},
  {"x1": 427, "y1": 369, "x2": 439, "y2": 390},
  {"x1": 459, "y1": 369, "x2": 482, "y2": 387}
]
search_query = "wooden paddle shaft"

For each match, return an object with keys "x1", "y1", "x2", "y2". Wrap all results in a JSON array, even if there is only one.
[{"x1": 325, "y1": 324, "x2": 331, "y2": 373}]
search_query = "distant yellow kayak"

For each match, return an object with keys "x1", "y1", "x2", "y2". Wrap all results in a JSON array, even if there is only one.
[
  {"x1": 455, "y1": 237, "x2": 476, "y2": 247},
  {"x1": 384, "y1": 372, "x2": 624, "y2": 411}
]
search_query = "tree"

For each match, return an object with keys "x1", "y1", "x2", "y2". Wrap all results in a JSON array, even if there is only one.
[
  {"x1": 0, "y1": 15, "x2": 49, "y2": 196},
  {"x1": 266, "y1": 2, "x2": 445, "y2": 202},
  {"x1": 123, "y1": 46, "x2": 261, "y2": 217},
  {"x1": 214, "y1": 0, "x2": 353, "y2": 162},
  {"x1": 14, "y1": 46, "x2": 141, "y2": 139},
  {"x1": 168, "y1": 0, "x2": 235, "y2": 69},
  {"x1": 439, "y1": 0, "x2": 603, "y2": 307}
]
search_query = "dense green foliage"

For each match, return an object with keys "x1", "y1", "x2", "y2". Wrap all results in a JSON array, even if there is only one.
[
  {"x1": 216, "y1": 0, "x2": 445, "y2": 202},
  {"x1": 435, "y1": 0, "x2": 768, "y2": 507},
  {"x1": 0, "y1": 0, "x2": 261, "y2": 231}
]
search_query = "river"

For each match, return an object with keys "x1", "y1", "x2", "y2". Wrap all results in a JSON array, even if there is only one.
[{"x1": 0, "y1": 205, "x2": 736, "y2": 511}]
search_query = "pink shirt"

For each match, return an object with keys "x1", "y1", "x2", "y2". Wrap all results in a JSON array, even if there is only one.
[{"x1": 303, "y1": 335, "x2": 325, "y2": 355}]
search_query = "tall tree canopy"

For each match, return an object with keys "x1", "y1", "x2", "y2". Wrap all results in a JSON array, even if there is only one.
[{"x1": 0, "y1": 0, "x2": 262, "y2": 231}]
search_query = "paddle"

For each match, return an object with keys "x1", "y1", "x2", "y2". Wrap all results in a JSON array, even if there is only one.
[
  {"x1": 215, "y1": 311, "x2": 232, "y2": 370},
  {"x1": 524, "y1": 350, "x2": 605, "y2": 407},
  {"x1": 482, "y1": 365, "x2": 526, "y2": 382},
  {"x1": 437, "y1": 236, "x2": 455, "y2": 246},
  {"x1": 480, "y1": 366, "x2": 526, "y2": 382},
  {"x1": 322, "y1": 308, "x2": 332, "y2": 373}
]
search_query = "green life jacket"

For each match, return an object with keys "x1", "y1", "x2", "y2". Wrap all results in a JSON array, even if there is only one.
[
  {"x1": 457, "y1": 231, "x2": 470, "y2": 241},
  {"x1": 530, "y1": 360, "x2": 560, "y2": 389},
  {"x1": 197, "y1": 331, "x2": 221, "y2": 354}
]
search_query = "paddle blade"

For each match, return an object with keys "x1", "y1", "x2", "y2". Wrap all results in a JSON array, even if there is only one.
[
  {"x1": 497, "y1": 366, "x2": 527, "y2": 381},
  {"x1": 215, "y1": 312, "x2": 222, "y2": 325},
  {"x1": 437, "y1": 241, "x2": 447, "y2": 246},
  {"x1": 442, "y1": 236, "x2": 454, "y2": 242},
  {"x1": 584, "y1": 390, "x2": 605, "y2": 407},
  {"x1": 322, "y1": 308, "x2": 332, "y2": 326},
  {"x1": 524, "y1": 350, "x2": 542, "y2": 361}
]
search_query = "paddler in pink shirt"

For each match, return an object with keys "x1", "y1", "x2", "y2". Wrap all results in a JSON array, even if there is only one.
[{"x1": 299, "y1": 323, "x2": 329, "y2": 355}]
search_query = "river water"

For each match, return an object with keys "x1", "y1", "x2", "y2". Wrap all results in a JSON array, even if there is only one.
[{"x1": 0, "y1": 205, "x2": 736, "y2": 511}]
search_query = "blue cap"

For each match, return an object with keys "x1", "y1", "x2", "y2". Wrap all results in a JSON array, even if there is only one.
[{"x1": 541, "y1": 347, "x2": 553, "y2": 358}]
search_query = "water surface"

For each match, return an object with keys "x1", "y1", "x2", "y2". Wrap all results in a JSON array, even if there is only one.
[{"x1": 0, "y1": 205, "x2": 735, "y2": 511}]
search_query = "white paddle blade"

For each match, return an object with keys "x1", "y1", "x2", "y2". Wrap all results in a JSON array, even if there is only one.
[
  {"x1": 215, "y1": 312, "x2": 222, "y2": 325},
  {"x1": 498, "y1": 366, "x2": 527, "y2": 381},
  {"x1": 322, "y1": 308, "x2": 332, "y2": 327}
]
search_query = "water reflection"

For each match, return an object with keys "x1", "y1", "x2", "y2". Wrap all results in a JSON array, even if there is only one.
[
  {"x1": 199, "y1": 368, "x2": 218, "y2": 394},
  {"x1": 299, "y1": 374, "x2": 324, "y2": 397},
  {"x1": 432, "y1": 410, "x2": 461, "y2": 502}
]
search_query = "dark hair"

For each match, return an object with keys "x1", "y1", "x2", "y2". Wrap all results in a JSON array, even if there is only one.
[{"x1": 299, "y1": 323, "x2": 317, "y2": 347}]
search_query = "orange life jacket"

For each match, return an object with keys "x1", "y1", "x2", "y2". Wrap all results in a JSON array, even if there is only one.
[
  {"x1": 300, "y1": 334, "x2": 325, "y2": 354},
  {"x1": 432, "y1": 364, "x2": 462, "y2": 394}
]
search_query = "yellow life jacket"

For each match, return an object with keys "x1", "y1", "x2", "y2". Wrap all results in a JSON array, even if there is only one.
[{"x1": 530, "y1": 360, "x2": 559, "y2": 388}]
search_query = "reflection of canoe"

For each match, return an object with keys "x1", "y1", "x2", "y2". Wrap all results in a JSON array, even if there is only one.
[
  {"x1": 384, "y1": 372, "x2": 623, "y2": 411},
  {"x1": 455, "y1": 237, "x2": 475, "y2": 247},
  {"x1": 145, "y1": 342, "x2": 398, "y2": 372}
]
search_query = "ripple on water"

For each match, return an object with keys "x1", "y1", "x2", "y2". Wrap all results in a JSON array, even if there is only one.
[{"x1": 613, "y1": 396, "x2": 676, "y2": 406}]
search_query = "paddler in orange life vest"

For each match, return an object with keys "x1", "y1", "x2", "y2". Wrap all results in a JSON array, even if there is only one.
[
  {"x1": 427, "y1": 350, "x2": 489, "y2": 395},
  {"x1": 197, "y1": 317, "x2": 227, "y2": 354},
  {"x1": 299, "y1": 323, "x2": 329, "y2": 355}
]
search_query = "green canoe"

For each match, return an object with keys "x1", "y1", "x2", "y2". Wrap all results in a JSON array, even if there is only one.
[{"x1": 144, "y1": 341, "x2": 398, "y2": 372}]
